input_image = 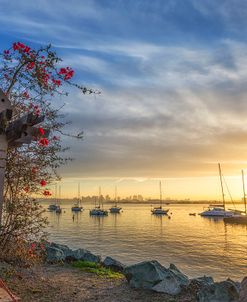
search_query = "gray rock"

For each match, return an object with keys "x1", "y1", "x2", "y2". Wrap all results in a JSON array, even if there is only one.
[
  {"x1": 50, "y1": 243, "x2": 74, "y2": 258},
  {"x1": 46, "y1": 246, "x2": 65, "y2": 263},
  {"x1": 198, "y1": 280, "x2": 239, "y2": 302},
  {"x1": 102, "y1": 256, "x2": 126, "y2": 272},
  {"x1": 239, "y1": 277, "x2": 247, "y2": 302},
  {"x1": 72, "y1": 248, "x2": 100, "y2": 263},
  {"x1": 124, "y1": 260, "x2": 189, "y2": 295},
  {"x1": 190, "y1": 276, "x2": 214, "y2": 288}
]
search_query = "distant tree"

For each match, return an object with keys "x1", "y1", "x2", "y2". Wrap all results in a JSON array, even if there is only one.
[{"x1": 0, "y1": 42, "x2": 96, "y2": 262}]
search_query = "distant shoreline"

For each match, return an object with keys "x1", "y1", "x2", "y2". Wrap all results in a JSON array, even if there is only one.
[{"x1": 38, "y1": 198, "x2": 245, "y2": 205}]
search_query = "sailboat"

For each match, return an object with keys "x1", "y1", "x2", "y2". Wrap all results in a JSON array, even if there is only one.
[
  {"x1": 55, "y1": 184, "x2": 62, "y2": 214},
  {"x1": 224, "y1": 170, "x2": 247, "y2": 224},
  {"x1": 109, "y1": 186, "x2": 122, "y2": 213},
  {"x1": 48, "y1": 184, "x2": 60, "y2": 211},
  {"x1": 90, "y1": 187, "x2": 108, "y2": 216},
  {"x1": 200, "y1": 163, "x2": 238, "y2": 217},
  {"x1": 71, "y1": 182, "x2": 83, "y2": 212},
  {"x1": 151, "y1": 181, "x2": 169, "y2": 215}
]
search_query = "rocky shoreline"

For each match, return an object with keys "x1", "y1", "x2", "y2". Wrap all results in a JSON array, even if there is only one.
[{"x1": 46, "y1": 242, "x2": 247, "y2": 302}]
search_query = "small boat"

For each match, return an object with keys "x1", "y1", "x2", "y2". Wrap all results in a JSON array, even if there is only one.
[
  {"x1": 90, "y1": 187, "x2": 108, "y2": 216},
  {"x1": 90, "y1": 206, "x2": 108, "y2": 216},
  {"x1": 109, "y1": 186, "x2": 122, "y2": 213},
  {"x1": 189, "y1": 213, "x2": 196, "y2": 216},
  {"x1": 224, "y1": 170, "x2": 247, "y2": 225},
  {"x1": 72, "y1": 183, "x2": 83, "y2": 212},
  {"x1": 151, "y1": 181, "x2": 169, "y2": 215},
  {"x1": 200, "y1": 164, "x2": 239, "y2": 217},
  {"x1": 48, "y1": 204, "x2": 58, "y2": 211}
]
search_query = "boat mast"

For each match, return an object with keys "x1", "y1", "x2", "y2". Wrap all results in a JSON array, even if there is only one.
[
  {"x1": 159, "y1": 181, "x2": 162, "y2": 208},
  {"x1": 241, "y1": 170, "x2": 247, "y2": 215},
  {"x1": 78, "y1": 182, "x2": 80, "y2": 205},
  {"x1": 99, "y1": 186, "x2": 102, "y2": 208},
  {"x1": 218, "y1": 163, "x2": 225, "y2": 210},
  {"x1": 55, "y1": 183, "x2": 58, "y2": 205},
  {"x1": 115, "y1": 186, "x2": 117, "y2": 207}
]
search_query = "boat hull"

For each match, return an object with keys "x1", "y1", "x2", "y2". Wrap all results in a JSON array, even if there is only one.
[
  {"x1": 109, "y1": 207, "x2": 121, "y2": 213},
  {"x1": 151, "y1": 208, "x2": 169, "y2": 215},
  {"x1": 224, "y1": 216, "x2": 247, "y2": 224},
  {"x1": 90, "y1": 209, "x2": 108, "y2": 216},
  {"x1": 71, "y1": 207, "x2": 83, "y2": 212},
  {"x1": 200, "y1": 210, "x2": 235, "y2": 217}
]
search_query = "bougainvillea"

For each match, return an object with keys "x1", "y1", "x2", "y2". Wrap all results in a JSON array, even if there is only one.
[{"x1": 0, "y1": 42, "x2": 97, "y2": 261}]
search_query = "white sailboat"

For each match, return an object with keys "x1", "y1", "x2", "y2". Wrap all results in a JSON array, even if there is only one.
[
  {"x1": 48, "y1": 183, "x2": 60, "y2": 212},
  {"x1": 90, "y1": 187, "x2": 108, "y2": 216},
  {"x1": 109, "y1": 186, "x2": 122, "y2": 213},
  {"x1": 151, "y1": 181, "x2": 169, "y2": 215},
  {"x1": 224, "y1": 170, "x2": 247, "y2": 224},
  {"x1": 71, "y1": 182, "x2": 83, "y2": 212},
  {"x1": 55, "y1": 184, "x2": 62, "y2": 214},
  {"x1": 200, "y1": 163, "x2": 238, "y2": 217}
]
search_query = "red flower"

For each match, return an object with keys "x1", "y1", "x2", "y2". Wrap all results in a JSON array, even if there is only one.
[
  {"x1": 58, "y1": 67, "x2": 74, "y2": 80},
  {"x1": 52, "y1": 79, "x2": 61, "y2": 86},
  {"x1": 39, "y1": 138, "x2": 49, "y2": 146},
  {"x1": 39, "y1": 127, "x2": 45, "y2": 136},
  {"x1": 40, "y1": 179, "x2": 47, "y2": 187},
  {"x1": 26, "y1": 62, "x2": 35, "y2": 70},
  {"x1": 22, "y1": 91, "x2": 29, "y2": 99},
  {"x1": 43, "y1": 190, "x2": 52, "y2": 196}
]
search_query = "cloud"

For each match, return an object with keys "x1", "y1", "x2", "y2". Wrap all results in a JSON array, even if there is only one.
[{"x1": 2, "y1": 0, "x2": 247, "y2": 180}]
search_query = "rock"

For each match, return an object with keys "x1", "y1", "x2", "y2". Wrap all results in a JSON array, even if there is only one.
[
  {"x1": 190, "y1": 276, "x2": 214, "y2": 288},
  {"x1": 124, "y1": 260, "x2": 189, "y2": 295},
  {"x1": 102, "y1": 256, "x2": 126, "y2": 272},
  {"x1": 72, "y1": 248, "x2": 100, "y2": 263},
  {"x1": 197, "y1": 280, "x2": 239, "y2": 302},
  {"x1": 46, "y1": 246, "x2": 65, "y2": 263},
  {"x1": 239, "y1": 277, "x2": 247, "y2": 302},
  {"x1": 50, "y1": 243, "x2": 74, "y2": 258}
]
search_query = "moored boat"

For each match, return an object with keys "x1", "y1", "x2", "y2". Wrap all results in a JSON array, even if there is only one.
[
  {"x1": 151, "y1": 181, "x2": 169, "y2": 215},
  {"x1": 200, "y1": 164, "x2": 238, "y2": 218},
  {"x1": 90, "y1": 187, "x2": 108, "y2": 216},
  {"x1": 224, "y1": 170, "x2": 247, "y2": 225},
  {"x1": 109, "y1": 186, "x2": 122, "y2": 213},
  {"x1": 72, "y1": 183, "x2": 83, "y2": 212}
]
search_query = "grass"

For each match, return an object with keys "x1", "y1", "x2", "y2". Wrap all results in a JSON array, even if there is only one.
[{"x1": 71, "y1": 260, "x2": 123, "y2": 279}]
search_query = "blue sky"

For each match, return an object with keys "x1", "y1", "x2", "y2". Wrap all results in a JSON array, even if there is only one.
[{"x1": 1, "y1": 0, "x2": 247, "y2": 198}]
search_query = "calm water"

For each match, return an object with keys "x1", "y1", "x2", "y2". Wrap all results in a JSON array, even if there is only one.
[{"x1": 43, "y1": 201, "x2": 247, "y2": 281}]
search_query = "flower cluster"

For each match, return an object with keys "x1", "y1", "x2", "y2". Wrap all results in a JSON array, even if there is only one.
[
  {"x1": 59, "y1": 67, "x2": 74, "y2": 81},
  {"x1": 43, "y1": 190, "x2": 52, "y2": 196}
]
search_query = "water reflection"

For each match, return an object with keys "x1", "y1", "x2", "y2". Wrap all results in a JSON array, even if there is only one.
[{"x1": 43, "y1": 202, "x2": 247, "y2": 281}]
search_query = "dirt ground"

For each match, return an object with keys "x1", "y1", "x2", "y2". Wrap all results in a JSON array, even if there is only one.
[{"x1": 3, "y1": 264, "x2": 197, "y2": 302}]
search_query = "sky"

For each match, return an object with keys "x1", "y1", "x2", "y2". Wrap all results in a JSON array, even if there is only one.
[{"x1": 1, "y1": 0, "x2": 247, "y2": 200}]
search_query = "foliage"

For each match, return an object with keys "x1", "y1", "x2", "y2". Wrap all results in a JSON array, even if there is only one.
[
  {"x1": 0, "y1": 41, "x2": 95, "y2": 262},
  {"x1": 71, "y1": 260, "x2": 123, "y2": 278}
]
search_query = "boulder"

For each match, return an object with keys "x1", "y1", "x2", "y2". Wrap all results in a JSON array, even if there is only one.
[
  {"x1": 152, "y1": 263, "x2": 189, "y2": 295},
  {"x1": 239, "y1": 277, "x2": 247, "y2": 302},
  {"x1": 72, "y1": 248, "x2": 100, "y2": 263},
  {"x1": 190, "y1": 276, "x2": 214, "y2": 288},
  {"x1": 46, "y1": 246, "x2": 65, "y2": 263},
  {"x1": 102, "y1": 256, "x2": 126, "y2": 272},
  {"x1": 50, "y1": 243, "x2": 74, "y2": 258},
  {"x1": 197, "y1": 280, "x2": 239, "y2": 302},
  {"x1": 124, "y1": 260, "x2": 189, "y2": 295}
]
